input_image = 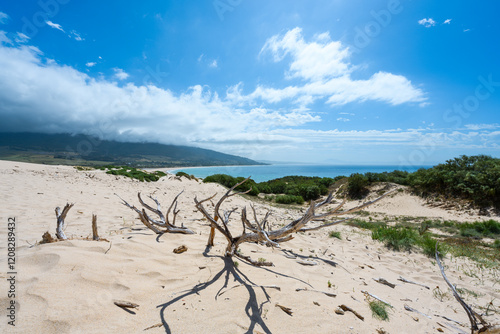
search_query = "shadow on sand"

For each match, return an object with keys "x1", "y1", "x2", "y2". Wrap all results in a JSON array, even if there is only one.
[{"x1": 156, "y1": 246, "x2": 317, "y2": 334}]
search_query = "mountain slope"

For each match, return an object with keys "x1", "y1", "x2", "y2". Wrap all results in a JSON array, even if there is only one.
[{"x1": 0, "y1": 132, "x2": 264, "y2": 167}]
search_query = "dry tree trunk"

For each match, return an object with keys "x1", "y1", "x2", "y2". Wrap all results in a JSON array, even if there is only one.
[
  {"x1": 55, "y1": 203, "x2": 74, "y2": 240},
  {"x1": 195, "y1": 177, "x2": 395, "y2": 266},
  {"x1": 117, "y1": 192, "x2": 194, "y2": 235},
  {"x1": 92, "y1": 214, "x2": 100, "y2": 241},
  {"x1": 435, "y1": 244, "x2": 496, "y2": 334}
]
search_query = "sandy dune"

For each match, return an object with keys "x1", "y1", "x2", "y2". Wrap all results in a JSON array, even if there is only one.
[{"x1": 0, "y1": 160, "x2": 498, "y2": 334}]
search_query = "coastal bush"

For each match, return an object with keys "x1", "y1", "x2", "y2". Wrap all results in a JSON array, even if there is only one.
[
  {"x1": 275, "y1": 194, "x2": 304, "y2": 205},
  {"x1": 103, "y1": 166, "x2": 166, "y2": 182},
  {"x1": 407, "y1": 155, "x2": 500, "y2": 209},
  {"x1": 203, "y1": 174, "x2": 259, "y2": 196},
  {"x1": 347, "y1": 173, "x2": 369, "y2": 199}
]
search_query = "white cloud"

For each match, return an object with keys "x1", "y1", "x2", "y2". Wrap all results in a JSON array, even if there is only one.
[
  {"x1": 463, "y1": 29, "x2": 471, "y2": 32},
  {"x1": 418, "y1": 18, "x2": 436, "y2": 28},
  {"x1": 46, "y1": 21, "x2": 65, "y2": 32},
  {"x1": 443, "y1": 19, "x2": 452, "y2": 24},
  {"x1": 113, "y1": 68, "x2": 129, "y2": 80},
  {"x1": 0, "y1": 44, "x2": 315, "y2": 158},
  {"x1": 86, "y1": 62, "x2": 96, "y2": 67},
  {"x1": 261, "y1": 27, "x2": 351, "y2": 81},
  {"x1": 0, "y1": 31, "x2": 12, "y2": 44},
  {"x1": 209, "y1": 59, "x2": 218, "y2": 68},
  {"x1": 70, "y1": 30, "x2": 84, "y2": 41},
  {"x1": 0, "y1": 12, "x2": 9, "y2": 24},
  {"x1": 15, "y1": 32, "x2": 30, "y2": 43},
  {"x1": 336, "y1": 117, "x2": 350, "y2": 122},
  {"x1": 249, "y1": 28, "x2": 426, "y2": 108}
]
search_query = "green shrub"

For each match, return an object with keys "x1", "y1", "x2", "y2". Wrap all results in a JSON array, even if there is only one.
[
  {"x1": 275, "y1": 194, "x2": 304, "y2": 205},
  {"x1": 372, "y1": 226, "x2": 418, "y2": 251},
  {"x1": 347, "y1": 173, "x2": 369, "y2": 199},
  {"x1": 105, "y1": 167, "x2": 164, "y2": 182}
]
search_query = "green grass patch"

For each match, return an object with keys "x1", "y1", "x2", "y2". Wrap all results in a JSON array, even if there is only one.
[
  {"x1": 328, "y1": 231, "x2": 341, "y2": 239},
  {"x1": 372, "y1": 226, "x2": 419, "y2": 252},
  {"x1": 369, "y1": 300, "x2": 390, "y2": 321}
]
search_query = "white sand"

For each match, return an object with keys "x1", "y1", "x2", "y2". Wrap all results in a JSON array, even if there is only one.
[{"x1": 0, "y1": 160, "x2": 498, "y2": 333}]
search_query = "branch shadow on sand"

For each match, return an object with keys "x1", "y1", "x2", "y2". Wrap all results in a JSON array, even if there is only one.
[{"x1": 156, "y1": 246, "x2": 312, "y2": 334}]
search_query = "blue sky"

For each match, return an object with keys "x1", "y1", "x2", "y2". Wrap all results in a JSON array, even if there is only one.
[{"x1": 0, "y1": 0, "x2": 499, "y2": 165}]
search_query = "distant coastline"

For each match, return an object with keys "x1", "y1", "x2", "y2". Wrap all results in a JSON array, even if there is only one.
[{"x1": 165, "y1": 164, "x2": 431, "y2": 182}]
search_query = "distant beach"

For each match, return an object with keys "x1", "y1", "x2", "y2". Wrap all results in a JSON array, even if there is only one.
[{"x1": 166, "y1": 164, "x2": 431, "y2": 182}]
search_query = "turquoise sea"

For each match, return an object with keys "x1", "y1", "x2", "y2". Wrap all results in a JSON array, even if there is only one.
[{"x1": 169, "y1": 164, "x2": 430, "y2": 183}]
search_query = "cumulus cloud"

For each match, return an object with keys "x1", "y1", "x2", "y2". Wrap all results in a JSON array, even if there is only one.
[
  {"x1": 0, "y1": 43, "x2": 316, "y2": 158},
  {"x1": 248, "y1": 27, "x2": 426, "y2": 108},
  {"x1": 46, "y1": 21, "x2": 65, "y2": 32},
  {"x1": 418, "y1": 18, "x2": 436, "y2": 28},
  {"x1": 443, "y1": 19, "x2": 452, "y2": 24},
  {"x1": 86, "y1": 62, "x2": 96, "y2": 67},
  {"x1": 113, "y1": 68, "x2": 129, "y2": 80}
]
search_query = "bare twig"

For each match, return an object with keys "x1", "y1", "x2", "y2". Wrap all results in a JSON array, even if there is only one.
[{"x1": 398, "y1": 276, "x2": 430, "y2": 290}]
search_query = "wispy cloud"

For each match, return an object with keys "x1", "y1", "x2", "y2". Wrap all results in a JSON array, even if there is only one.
[
  {"x1": 418, "y1": 18, "x2": 436, "y2": 28},
  {"x1": 0, "y1": 11, "x2": 9, "y2": 24},
  {"x1": 463, "y1": 28, "x2": 471, "y2": 32},
  {"x1": 46, "y1": 21, "x2": 65, "y2": 32},
  {"x1": 85, "y1": 62, "x2": 96, "y2": 67},
  {"x1": 0, "y1": 30, "x2": 11, "y2": 44},
  {"x1": 209, "y1": 59, "x2": 218, "y2": 68},
  {"x1": 70, "y1": 30, "x2": 84, "y2": 41},
  {"x1": 113, "y1": 68, "x2": 129, "y2": 80},
  {"x1": 443, "y1": 19, "x2": 452, "y2": 24},
  {"x1": 15, "y1": 32, "x2": 30, "y2": 43}
]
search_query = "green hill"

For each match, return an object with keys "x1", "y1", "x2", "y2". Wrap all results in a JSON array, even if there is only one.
[{"x1": 0, "y1": 132, "x2": 264, "y2": 168}]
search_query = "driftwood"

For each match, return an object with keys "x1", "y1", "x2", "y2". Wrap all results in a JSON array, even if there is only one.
[
  {"x1": 113, "y1": 300, "x2": 139, "y2": 309},
  {"x1": 397, "y1": 276, "x2": 430, "y2": 290},
  {"x1": 404, "y1": 304, "x2": 431, "y2": 319},
  {"x1": 362, "y1": 290, "x2": 393, "y2": 308},
  {"x1": 173, "y1": 245, "x2": 188, "y2": 254},
  {"x1": 117, "y1": 192, "x2": 194, "y2": 235},
  {"x1": 194, "y1": 177, "x2": 394, "y2": 266},
  {"x1": 339, "y1": 304, "x2": 364, "y2": 320},
  {"x1": 373, "y1": 277, "x2": 396, "y2": 288},
  {"x1": 91, "y1": 214, "x2": 99, "y2": 241},
  {"x1": 435, "y1": 244, "x2": 495, "y2": 334},
  {"x1": 276, "y1": 303, "x2": 293, "y2": 316},
  {"x1": 55, "y1": 203, "x2": 74, "y2": 240},
  {"x1": 296, "y1": 287, "x2": 336, "y2": 298}
]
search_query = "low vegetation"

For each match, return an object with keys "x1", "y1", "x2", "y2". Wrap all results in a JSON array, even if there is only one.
[
  {"x1": 368, "y1": 300, "x2": 390, "y2": 321},
  {"x1": 346, "y1": 155, "x2": 500, "y2": 209},
  {"x1": 203, "y1": 174, "x2": 339, "y2": 202},
  {"x1": 349, "y1": 217, "x2": 499, "y2": 266},
  {"x1": 99, "y1": 165, "x2": 166, "y2": 182}
]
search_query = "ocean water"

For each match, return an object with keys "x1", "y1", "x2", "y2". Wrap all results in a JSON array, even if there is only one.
[{"x1": 169, "y1": 164, "x2": 430, "y2": 183}]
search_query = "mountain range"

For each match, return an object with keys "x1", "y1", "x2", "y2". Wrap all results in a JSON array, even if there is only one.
[{"x1": 0, "y1": 132, "x2": 264, "y2": 167}]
